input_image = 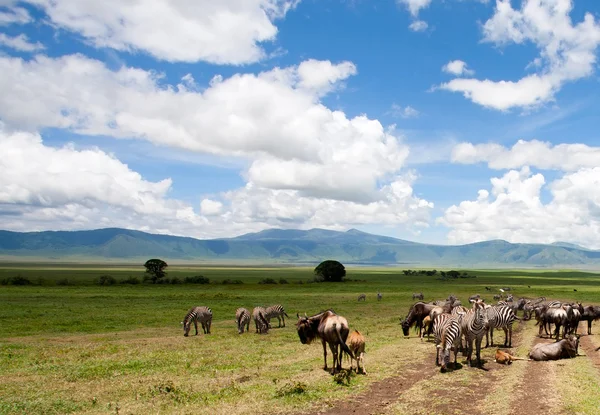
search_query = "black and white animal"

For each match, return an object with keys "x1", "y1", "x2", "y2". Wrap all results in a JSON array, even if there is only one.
[
  {"x1": 485, "y1": 304, "x2": 519, "y2": 348},
  {"x1": 182, "y1": 306, "x2": 212, "y2": 337},
  {"x1": 357, "y1": 294, "x2": 366, "y2": 302},
  {"x1": 433, "y1": 313, "x2": 462, "y2": 372},
  {"x1": 252, "y1": 306, "x2": 270, "y2": 334},
  {"x1": 264, "y1": 304, "x2": 289, "y2": 328},
  {"x1": 235, "y1": 307, "x2": 251, "y2": 334},
  {"x1": 377, "y1": 292, "x2": 382, "y2": 301},
  {"x1": 459, "y1": 299, "x2": 488, "y2": 367}
]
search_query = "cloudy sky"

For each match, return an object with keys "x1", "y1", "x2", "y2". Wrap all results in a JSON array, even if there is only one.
[{"x1": 1, "y1": 0, "x2": 600, "y2": 248}]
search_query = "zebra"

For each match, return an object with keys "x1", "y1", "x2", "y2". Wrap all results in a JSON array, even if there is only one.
[
  {"x1": 433, "y1": 313, "x2": 462, "y2": 372},
  {"x1": 459, "y1": 299, "x2": 488, "y2": 367},
  {"x1": 412, "y1": 292, "x2": 424, "y2": 300},
  {"x1": 264, "y1": 304, "x2": 289, "y2": 328},
  {"x1": 485, "y1": 304, "x2": 518, "y2": 347},
  {"x1": 377, "y1": 292, "x2": 382, "y2": 301},
  {"x1": 252, "y1": 306, "x2": 269, "y2": 334},
  {"x1": 182, "y1": 306, "x2": 212, "y2": 337},
  {"x1": 357, "y1": 294, "x2": 366, "y2": 302},
  {"x1": 235, "y1": 307, "x2": 251, "y2": 334}
]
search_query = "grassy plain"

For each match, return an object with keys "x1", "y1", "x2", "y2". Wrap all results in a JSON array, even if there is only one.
[{"x1": 1, "y1": 264, "x2": 600, "y2": 414}]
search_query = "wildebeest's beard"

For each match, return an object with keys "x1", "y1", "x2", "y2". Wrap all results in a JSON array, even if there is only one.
[
  {"x1": 296, "y1": 318, "x2": 318, "y2": 344},
  {"x1": 401, "y1": 319, "x2": 410, "y2": 336}
]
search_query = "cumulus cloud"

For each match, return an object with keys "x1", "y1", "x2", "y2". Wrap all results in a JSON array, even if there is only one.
[
  {"x1": 0, "y1": 5, "x2": 31, "y2": 25},
  {"x1": 438, "y1": 166, "x2": 600, "y2": 249},
  {"x1": 442, "y1": 60, "x2": 474, "y2": 76},
  {"x1": 439, "y1": 0, "x2": 600, "y2": 111},
  {"x1": 409, "y1": 20, "x2": 428, "y2": 32},
  {"x1": 452, "y1": 140, "x2": 600, "y2": 171},
  {"x1": 0, "y1": 33, "x2": 44, "y2": 52},
  {"x1": 18, "y1": 0, "x2": 299, "y2": 64},
  {"x1": 397, "y1": 0, "x2": 432, "y2": 17}
]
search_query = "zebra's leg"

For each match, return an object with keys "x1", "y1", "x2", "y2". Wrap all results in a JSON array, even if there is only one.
[
  {"x1": 507, "y1": 325, "x2": 512, "y2": 347},
  {"x1": 207, "y1": 319, "x2": 212, "y2": 334},
  {"x1": 475, "y1": 336, "x2": 483, "y2": 367},
  {"x1": 502, "y1": 327, "x2": 508, "y2": 347},
  {"x1": 194, "y1": 320, "x2": 199, "y2": 336},
  {"x1": 435, "y1": 345, "x2": 440, "y2": 366},
  {"x1": 278, "y1": 316, "x2": 282, "y2": 328},
  {"x1": 490, "y1": 327, "x2": 495, "y2": 347},
  {"x1": 467, "y1": 338, "x2": 474, "y2": 367},
  {"x1": 282, "y1": 315, "x2": 285, "y2": 328}
]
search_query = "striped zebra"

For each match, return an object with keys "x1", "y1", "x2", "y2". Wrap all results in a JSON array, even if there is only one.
[
  {"x1": 264, "y1": 304, "x2": 289, "y2": 328},
  {"x1": 182, "y1": 306, "x2": 212, "y2": 337},
  {"x1": 433, "y1": 313, "x2": 462, "y2": 372},
  {"x1": 459, "y1": 299, "x2": 488, "y2": 367},
  {"x1": 252, "y1": 306, "x2": 269, "y2": 334},
  {"x1": 235, "y1": 307, "x2": 251, "y2": 334},
  {"x1": 485, "y1": 305, "x2": 519, "y2": 347}
]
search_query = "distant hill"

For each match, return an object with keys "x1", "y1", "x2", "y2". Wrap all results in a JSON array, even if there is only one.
[{"x1": 1, "y1": 227, "x2": 600, "y2": 267}]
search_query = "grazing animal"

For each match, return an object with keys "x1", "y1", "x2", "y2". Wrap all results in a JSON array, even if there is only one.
[
  {"x1": 412, "y1": 292, "x2": 424, "y2": 300},
  {"x1": 296, "y1": 310, "x2": 354, "y2": 373},
  {"x1": 358, "y1": 294, "x2": 366, "y2": 302},
  {"x1": 574, "y1": 289, "x2": 578, "y2": 292},
  {"x1": 264, "y1": 304, "x2": 289, "y2": 328},
  {"x1": 433, "y1": 313, "x2": 462, "y2": 372},
  {"x1": 420, "y1": 315, "x2": 432, "y2": 341},
  {"x1": 493, "y1": 294, "x2": 501, "y2": 300},
  {"x1": 459, "y1": 299, "x2": 488, "y2": 367},
  {"x1": 485, "y1": 305, "x2": 519, "y2": 348},
  {"x1": 345, "y1": 330, "x2": 367, "y2": 374},
  {"x1": 529, "y1": 335, "x2": 580, "y2": 361},
  {"x1": 235, "y1": 307, "x2": 251, "y2": 334},
  {"x1": 401, "y1": 301, "x2": 438, "y2": 337},
  {"x1": 252, "y1": 307, "x2": 270, "y2": 334},
  {"x1": 494, "y1": 349, "x2": 527, "y2": 365},
  {"x1": 377, "y1": 292, "x2": 382, "y2": 301},
  {"x1": 182, "y1": 306, "x2": 213, "y2": 337},
  {"x1": 581, "y1": 305, "x2": 600, "y2": 335},
  {"x1": 485, "y1": 287, "x2": 491, "y2": 291}
]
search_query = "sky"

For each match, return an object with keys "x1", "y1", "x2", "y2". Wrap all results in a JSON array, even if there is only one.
[{"x1": 2, "y1": 0, "x2": 600, "y2": 248}]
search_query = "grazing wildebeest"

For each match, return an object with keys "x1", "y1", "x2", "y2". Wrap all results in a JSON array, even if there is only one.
[
  {"x1": 412, "y1": 292, "x2": 424, "y2": 300},
  {"x1": 357, "y1": 294, "x2": 366, "y2": 302},
  {"x1": 345, "y1": 330, "x2": 367, "y2": 374},
  {"x1": 401, "y1": 301, "x2": 437, "y2": 337},
  {"x1": 581, "y1": 305, "x2": 600, "y2": 335},
  {"x1": 529, "y1": 335, "x2": 580, "y2": 361},
  {"x1": 296, "y1": 310, "x2": 354, "y2": 373}
]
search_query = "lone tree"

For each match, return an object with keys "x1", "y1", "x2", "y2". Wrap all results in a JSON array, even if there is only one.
[
  {"x1": 144, "y1": 258, "x2": 168, "y2": 283},
  {"x1": 314, "y1": 260, "x2": 346, "y2": 282}
]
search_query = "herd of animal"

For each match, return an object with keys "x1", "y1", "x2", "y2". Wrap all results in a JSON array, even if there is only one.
[{"x1": 180, "y1": 290, "x2": 600, "y2": 375}]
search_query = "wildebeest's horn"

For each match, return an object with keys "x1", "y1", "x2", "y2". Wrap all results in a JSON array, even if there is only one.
[{"x1": 296, "y1": 313, "x2": 300, "y2": 318}]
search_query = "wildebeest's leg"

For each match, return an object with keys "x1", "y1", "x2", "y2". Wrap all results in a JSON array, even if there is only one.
[
  {"x1": 322, "y1": 339, "x2": 328, "y2": 371},
  {"x1": 329, "y1": 343, "x2": 339, "y2": 373},
  {"x1": 588, "y1": 320, "x2": 592, "y2": 335}
]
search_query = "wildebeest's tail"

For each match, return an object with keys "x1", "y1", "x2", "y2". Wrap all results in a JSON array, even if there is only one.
[{"x1": 333, "y1": 323, "x2": 354, "y2": 360}]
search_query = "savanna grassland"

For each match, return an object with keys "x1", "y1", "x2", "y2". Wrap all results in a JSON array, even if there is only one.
[{"x1": 1, "y1": 264, "x2": 600, "y2": 415}]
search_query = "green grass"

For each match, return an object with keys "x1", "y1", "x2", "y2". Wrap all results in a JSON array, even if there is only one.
[{"x1": 1, "y1": 265, "x2": 600, "y2": 414}]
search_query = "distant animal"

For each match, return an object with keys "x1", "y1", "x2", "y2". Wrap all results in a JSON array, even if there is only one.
[
  {"x1": 264, "y1": 304, "x2": 289, "y2": 328},
  {"x1": 468, "y1": 294, "x2": 481, "y2": 302},
  {"x1": 574, "y1": 289, "x2": 578, "y2": 292},
  {"x1": 502, "y1": 287, "x2": 511, "y2": 291},
  {"x1": 377, "y1": 292, "x2": 382, "y2": 301},
  {"x1": 412, "y1": 292, "x2": 424, "y2": 300},
  {"x1": 345, "y1": 330, "x2": 367, "y2": 374},
  {"x1": 358, "y1": 294, "x2": 366, "y2": 302},
  {"x1": 296, "y1": 310, "x2": 354, "y2": 373},
  {"x1": 494, "y1": 349, "x2": 527, "y2": 365},
  {"x1": 252, "y1": 307, "x2": 270, "y2": 334},
  {"x1": 485, "y1": 287, "x2": 491, "y2": 291},
  {"x1": 182, "y1": 306, "x2": 212, "y2": 337},
  {"x1": 529, "y1": 335, "x2": 580, "y2": 361},
  {"x1": 528, "y1": 285, "x2": 531, "y2": 288},
  {"x1": 235, "y1": 307, "x2": 251, "y2": 334},
  {"x1": 493, "y1": 294, "x2": 501, "y2": 300}
]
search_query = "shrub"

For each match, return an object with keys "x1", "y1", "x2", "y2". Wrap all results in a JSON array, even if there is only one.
[
  {"x1": 222, "y1": 279, "x2": 244, "y2": 285},
  {"x1": 120, "y1": 276, "x2": 140, "y2": 285},
  {"x1": 0, "y1": 275, "x2": 32, "y2": 285},
  {"x1": 184, "y1": 275, "x2": 210, "y2": 284},
  {"x1": 97, "y1": 275, "x2": 117, "y2": 286},
  {"x1": 56, "y1": 278, "x2": 71, "y2": 286},
  {"x1": 258, "y1": 278, "x2": 278, "y2": 285},
  {"x1": 169, "y1": 277, "x2": 182, "y2": 284},
  {"x1": 278, "y1": 278, "x2": 289, "y2": 284}
]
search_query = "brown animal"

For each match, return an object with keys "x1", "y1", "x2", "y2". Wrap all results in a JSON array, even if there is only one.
[
  {"x1": 345, "y1": 330, "x2": 367, "y2": 374},
  {"x1": 494, "y1": 349, "x2": 527, "y2": 365},
  {"x1": 420, "y1": 315, "x2": 432, "y2": 342},
  {"x1": 296, "y1": 310, "x2": 354, "y2": 373}
]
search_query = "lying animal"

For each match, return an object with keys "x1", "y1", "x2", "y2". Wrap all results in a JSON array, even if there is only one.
[
  {"x1": 494, "y1": 349, "x2": 527, "y2": 365},
  {"x1": 529, "y1": 335, "x2": 580, "y2": 361},
  {"x1": 345, "y1": 330, "x2": 367, "y2": 374}
]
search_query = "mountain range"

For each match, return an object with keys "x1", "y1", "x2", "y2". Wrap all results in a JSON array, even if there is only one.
[{"x1": 1, "y1": 227, "x2": 600, "y2": 268}]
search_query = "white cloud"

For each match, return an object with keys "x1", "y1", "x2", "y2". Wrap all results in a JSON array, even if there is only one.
[
  {"x1": 20, "y1": 0, "x2": 299, "y2": 64},
  {"x1": 439, "y1": 0, "x2": 600, "y2": 111},
  {"x1": 409, "y1": 20, "x2": 428, "y2": 32},
  {"x1": 452, "y1": 139, "x2": 600, "y2": 171},
  {"x1": 296, "y1": 59, "x2": 357, "y2": 95},
  {"x1": 438, "y1": 166, "x2": 600, "y2": 249},
  {"x1": 0, "y1": 33, "x2": 44, "y2": 52},
  {"x1": 396, "y1": 0, "x2": 432, "y2": 17},
  {"x1": 442, "y1": 59, "x2": 474, "y2": 76},
  {"x1": 0, "y1": 55, "x2": 434, "y2": 236},
  {"x1": 0, "y1": 5, "x2": 31, "y2": 25},
  {"x1": 388, "y1": 103, "x2": 420, "y2": 119}
]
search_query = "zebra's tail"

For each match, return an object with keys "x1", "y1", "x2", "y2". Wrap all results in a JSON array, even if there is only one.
[
  {"x1": 333, "y1": 323, "x2": 355, "y2": 360},
  {"x1": 284, "y1": 312, "x2": 289, "y2": 318}
]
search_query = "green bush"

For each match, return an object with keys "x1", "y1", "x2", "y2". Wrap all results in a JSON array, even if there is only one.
[
  {"x1": 278, "y1": 278, "x2": 289, "y2": 284},
  {"x1": 97, "y1": 275, "x2": 117, "y2": 286},
  {"x1": 184, "y1": 275, "x2": 210, "y2": 284},
  {"x1": 120, "y1": 276, "x2": 140, "y2": 285},
  {"x1": 222, "y1": 279, "x2": 244, "y2": 285},
  {"x1": 0, "y1": 275, "x2": 32, "y2": 286},
  {"x1": 56, "y1": 278, "x2": 71, "y2": 286},
  {"x1": 258, "y1": 278, "x2": 278, "y2": 285}
]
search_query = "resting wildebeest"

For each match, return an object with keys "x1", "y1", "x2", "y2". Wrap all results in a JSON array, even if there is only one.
[
  {"x1": 529, "y1": 335, "x2": 580, "y2": 361},
  {"x1": 296, "y1": 310, "x2": 354, "y2": 373}
]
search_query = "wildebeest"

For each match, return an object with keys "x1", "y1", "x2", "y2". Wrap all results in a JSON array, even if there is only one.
[
  {"x1": 296, "y1": 310, "x2": 354, "y2": 373},
  {"x1": 529, "y1": 335, "x2": 580, "y2": 361},
  {"x1": 345, "y1": 330, "x2": 367, "y2": 374},
  {"x1": 412, "y1": 292, "x2": 424, "y2": 300},
  {"x1": 401, "y1": 301, "x2": 437, "y2": 337},
  {"x1": 357, "y1": 294, "x2": 366, "y2": 302},
  {"x1": 581, "y1": 305, "x2": 600, "y2": 335}
]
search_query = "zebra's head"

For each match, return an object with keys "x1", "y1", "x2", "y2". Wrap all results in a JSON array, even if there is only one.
[{"x1": 182, "y1": 318, "x2": 192, "y2": 337}]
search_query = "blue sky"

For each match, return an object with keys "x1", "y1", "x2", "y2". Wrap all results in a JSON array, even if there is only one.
[{"x1": 2, "y1": 0, "x2": 600, "y2": 248}]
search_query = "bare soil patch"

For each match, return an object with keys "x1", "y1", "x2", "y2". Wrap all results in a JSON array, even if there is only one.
[{"x1": 579, "y1": 333, "x2": 600, "y2": 371}]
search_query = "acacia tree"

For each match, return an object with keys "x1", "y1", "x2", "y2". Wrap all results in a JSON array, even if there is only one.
[
  {"x1": 314, "y1": 260, "x2": 346, "y2": 282},
  {"x1": 144, "y1": 258, "x2": 168, "y2": 283}
]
